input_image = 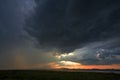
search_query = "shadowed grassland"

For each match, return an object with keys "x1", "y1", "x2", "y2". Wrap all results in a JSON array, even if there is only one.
[{"x1": 0, "y1": 70, "x2": 120, "y2": 80}]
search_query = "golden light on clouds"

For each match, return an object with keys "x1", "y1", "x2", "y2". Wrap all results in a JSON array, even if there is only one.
[
  {"x1": 55, "y1": 52, "x2": 74, "y2": 59},
  {"x1": 59, "y1": 61, "x2": 81, "y2": 66},
  {"x1": 8, "y1": 50, "x2": 120, "y2": 70}
]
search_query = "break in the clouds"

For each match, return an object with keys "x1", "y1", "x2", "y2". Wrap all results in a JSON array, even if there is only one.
[
  {"x1": 0, "y1": 0, "x2": 120, "y2": 69},
  {"x1": 57, "y1": 39, "x2": 120, "y2": 65}
]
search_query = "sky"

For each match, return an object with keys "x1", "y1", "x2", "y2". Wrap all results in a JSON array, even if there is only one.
[{"x1": 0, "y1": 0, "x2": 120, "y2": 69}]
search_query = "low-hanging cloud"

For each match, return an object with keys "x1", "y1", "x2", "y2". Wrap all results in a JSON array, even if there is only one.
[
  {"x1": 25, "y1": 0, "x2": 120, "y2": 65},
  {"x1": 26, "y1": 0, "x2": 120, "y2": 53}
]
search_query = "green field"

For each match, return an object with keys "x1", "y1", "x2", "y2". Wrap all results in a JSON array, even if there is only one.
[{"x1": 0, "y1": 70, "x2": 120, "y2": 80}]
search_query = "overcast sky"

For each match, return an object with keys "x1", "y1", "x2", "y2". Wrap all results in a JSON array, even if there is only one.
[{"x1": 0, "y1": 0, "x2": 120, "y2": 69}]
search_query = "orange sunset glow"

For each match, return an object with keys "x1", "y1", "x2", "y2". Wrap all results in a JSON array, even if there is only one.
[
  {"x1": 0, "y1": 0, "x2": 120, "y2": 72},
  {"x1": 46, "y1": 62, "x2": 120, "y2": 70}
]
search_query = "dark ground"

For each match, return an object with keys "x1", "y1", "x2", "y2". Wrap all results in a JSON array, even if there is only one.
[{"x1": 0, "y1": 70, "x2": 120, "y2": 80}]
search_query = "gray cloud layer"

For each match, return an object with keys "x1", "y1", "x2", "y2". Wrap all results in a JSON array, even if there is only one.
[
  {"x1": 26, "y1": 0, "x2": 120, "y2": 65},
  {"x1": 0, "y1": 0, "x2": 39, "y2": 69},
  {"x1": 0, "y1": 0, "x2": 120, "y2": 69},
  {"x1": 60, "y1": 39, "x2": 120, "y2": 65},
  {"x1": 26, "y1": 0, "x2": 120, "y2": 53},
  {"x1": 0, "y1": 0, "x2": 35, "y2": 53}
]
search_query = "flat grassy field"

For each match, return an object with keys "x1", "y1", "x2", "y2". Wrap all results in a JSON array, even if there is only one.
[{"x1": 0, "y1": 70, "x2": 120, "y2": 80}]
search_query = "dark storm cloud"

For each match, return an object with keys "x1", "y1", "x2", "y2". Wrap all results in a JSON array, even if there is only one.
[
  {"x1": 0, "y1": 0, "x2": 36, "y2": 53},
  {"x1": 24, "y1": 0, "x2": 120, "y2": 66},
  {"x1": 0, "y1": 0, "x2": 39, "y2": 69},
  {"x1": 0, "y1": 0, "x2": 119, "y2": 68},
  {"x1": 0, "y1": 0, "x2": 59, "y2": 69},
  {"x1": 26, "y1": 0, "x2": 120, "y2": 53}
]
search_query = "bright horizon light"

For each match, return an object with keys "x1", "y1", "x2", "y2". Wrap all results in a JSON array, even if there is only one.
[
  {"x1": 60, "y1": 61, "x2": 81, "y2": 66},
  {"x1": 55, "y1": 52, "x2": 74, "y2": 59}
]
